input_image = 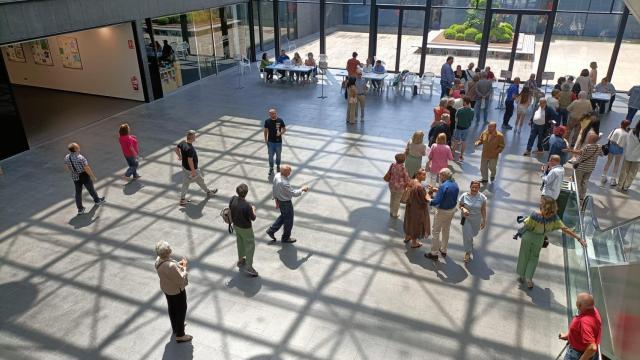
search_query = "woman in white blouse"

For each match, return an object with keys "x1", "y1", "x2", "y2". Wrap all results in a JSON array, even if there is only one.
[
  {"x1": 155, "y1": 241, "x2": 192, "y2": 343},
  {"x1": 458, "y1": 180, "x2": 487, "y2": 263},
  {"x1": 601, "y1": 120, "x2": 631, "y2": 186}
]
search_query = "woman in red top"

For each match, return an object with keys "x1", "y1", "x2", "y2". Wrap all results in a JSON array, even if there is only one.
[
  {"x1": 118, "y1": 123, "x2": 141, "y2": 180},
  {"x1": 433, "y1": 98, "x2": 450, "y2": 122}
]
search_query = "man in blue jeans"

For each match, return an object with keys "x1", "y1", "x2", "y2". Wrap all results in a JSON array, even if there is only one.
[
  {"x1": 264, "y1": 108, "x2": 286, "y2": 175},
  {"x1": 524, "y1": 98, "x2": 559, "y2": 156},
  {"x1": 440, "y1": 56, "x2": 455, "y2": 98},
  {"x1": 267, "y1": 165, "x2": 309, "y2": 243}
]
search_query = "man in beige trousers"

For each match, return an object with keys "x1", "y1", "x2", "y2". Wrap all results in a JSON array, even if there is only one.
[{"x1": 475, "y1": 122, "x2": 505, "y2": 184}]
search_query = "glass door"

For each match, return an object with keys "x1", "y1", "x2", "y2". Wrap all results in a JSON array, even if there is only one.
[
  {"x1": 376, "y1": 7, "x2": 426, "y2": 74},
  {"x1": 376, "y1": 9, "x2": 400, "y2": 72}
]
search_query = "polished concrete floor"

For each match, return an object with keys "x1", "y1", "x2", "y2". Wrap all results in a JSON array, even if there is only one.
[
  {"x1": 0, "y1": 68, "x2": 638, "y2": 360},
  {"x1": 12, "y1": 85, "x2": 142, "y2": 147}
]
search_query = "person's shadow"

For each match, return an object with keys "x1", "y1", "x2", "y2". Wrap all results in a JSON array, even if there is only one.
[
  {"x1": 464, "y1": 251, "x2": 495, "y2": 280},
  {"x1": 123, "y1": 179, "x2": 144, "y2": 196},
  {"x1": 161, "y1": 337, "x2": 194, "y2": 360},
  {"x1": 226, "y1": 272, "x2": 262, "y2": 297},
  {"x1": 0, "y1": 281, "x2": 38, "y2": 321},
  {"x1": 277, "y1": 244, "x2": 312, "y2": 270},
  {"x1": 404, "y1": 249, "x2": 438, "y2": 272},
  {"x1": 68, "y1": 205, "x2": 100, "y2": 229},
  {"x1": 435, "y1": 257, "x2": 468, "y2": 284},
  {"x1": 179, "y1": 197, "x2": 209, "y2": 219}
]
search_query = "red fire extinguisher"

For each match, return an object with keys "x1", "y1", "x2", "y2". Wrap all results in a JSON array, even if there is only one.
[{"x1": 131, "y1": 76, "x2": 139, "y2": 91}]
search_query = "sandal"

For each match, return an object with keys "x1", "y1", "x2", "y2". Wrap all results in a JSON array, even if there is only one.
[{"x1": 410, "y1": 243, "x2": 423, "y2": 248}]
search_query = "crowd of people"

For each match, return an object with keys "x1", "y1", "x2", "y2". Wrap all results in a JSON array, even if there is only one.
[{"x1": 57, "y1": 54, "x2": 638, "y2": 354}]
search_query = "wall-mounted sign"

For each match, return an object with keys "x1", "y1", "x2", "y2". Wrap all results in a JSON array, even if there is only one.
[
  {"x1": 3, "y1": 44, "x2": 26, "y2": 63},
  {"x1": 30, "y1": 39, "x2": 54, "y2": 66},
  {"x1": 58, "y1": 36, "x2": 83, "y2": 69}
]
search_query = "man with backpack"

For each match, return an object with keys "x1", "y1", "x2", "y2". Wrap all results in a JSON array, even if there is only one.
[{"x1": 229, "y1": 183, "x2": 258, "y2": 277}]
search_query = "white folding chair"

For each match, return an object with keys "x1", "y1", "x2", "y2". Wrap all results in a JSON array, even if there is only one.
[
  {"x1": 420, "y1": 72, "x2": 435, "y2": 96},
  {"x1": 401, "y1": 73, "x2": 418, "y2": 95},
  {"x1": 239, "y1": 57, "x2": 251, "y2": 75}
]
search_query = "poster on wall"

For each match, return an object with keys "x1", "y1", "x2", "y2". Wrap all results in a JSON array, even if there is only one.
[
  {"x1": 57, "y1": 36, "x2": 83, "y2": 69},
  {"x1": 29, "y1": 39, "x2": 54, "y2": 66},
  {"x1": 3, "y1": 44, "x2": 26, "y2": 63}
]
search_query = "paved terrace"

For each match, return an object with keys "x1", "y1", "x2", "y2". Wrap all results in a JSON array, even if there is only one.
[{"x1": 0, "y1": 67, "x2": 638, "y2": 360}]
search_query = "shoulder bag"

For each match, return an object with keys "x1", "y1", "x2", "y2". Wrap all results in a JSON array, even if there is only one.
[
  {"x1": 383, "y1": 164, "x2": 393, "y2": 182},
  {"x1": 400, "y1": 184, "x2": 412, "y2": 204}
]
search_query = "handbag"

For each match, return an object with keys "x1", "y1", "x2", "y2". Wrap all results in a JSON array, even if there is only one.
[
  {"x1": 400, "y1": 185, "x2": 411, "y2": 204},
  {"x1": 383, "y1": 164, "x2": 392, "y2": 182},
  {"x1": 601, "y1": 130, "x2": 614, "y2": 156}
]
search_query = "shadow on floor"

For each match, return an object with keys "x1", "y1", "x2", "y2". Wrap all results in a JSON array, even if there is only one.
[
  {"x1": 67, "y1": 205, "x2": 100, "y2": 229},
  {"x1": 123, "y1": 180, "x2": 144, "y2": 196},
  {"x1": 161, "y1": 338, "x2": 194, "y2": 360},
  {"x1": 225, "y1": 272, "x2": 262, "y2": 297},
  {"x1": 0, "y1": 281, "x2": 38, "y2": 321},
  {"x1": 464, "y1": 251, "x2": 495, "y2": 280},
  {"x1": 278, "y1": 244, "x2": 312, "y2": 270}
]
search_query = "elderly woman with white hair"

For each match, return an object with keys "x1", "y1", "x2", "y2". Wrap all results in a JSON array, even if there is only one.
[
  {"x1": 155, "y1": 241, "x2": 192, "y2": 343},
  {"x1": 566, "y1": 91, "x2": 595, "y2": 147}
]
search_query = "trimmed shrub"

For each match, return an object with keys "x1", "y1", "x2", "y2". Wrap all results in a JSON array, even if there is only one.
[
  {"x1": 155, "y1": 17, "x2": 169, "y2": 26},
  {"x1": 450, "y1": 24, "x2": 468, "y2": 34},
  {"x1": 474, "y1": 33, "x2": 483, "y2": 44},
  {"x1": 455, "y1": 33, "x2": 465, "y2": 41},
  {"x1": 444, "y1": 29, "x2": 457, "y2": 39},
  {"x1": 497, "y1": 32, "x2": 513, "y2": 42},
  {"x1": 463, "y1": 28, "x2": 479, "y2": 41},
  {"x1": 499, "y1": 22, "x2": 514, "y2": 32}
]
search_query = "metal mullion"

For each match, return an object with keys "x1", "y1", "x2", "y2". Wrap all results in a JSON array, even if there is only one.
[
  {"x1": 257, "y1": 0, "x2": 264, "y2": 51},
  {"x1": 395, "y1": 9, "x2": 403, "y2": 73},
  {"x1": 248, "y1": 0, "x2": 257, "y2": 61},
  {"x1": 273, "y1": 0, "x2": 280, "y2": 57},
  {"x1": 536, "y1": 0, "x2": 558, "y2": 87},
  {"x1": 377, "y1": 4, "x2": 426, "y2": 11},
  {"x1": 507, "y1": 14, "x2": 522, "y2": 80},
  {"x1": 368, "y1": 0, "x2": 377, "y2": 59},
  {"x1": 607, "y1": 6, "x2": 629, "y2": 82},
  {"x1": 419, "y1": 1, "x2": 431, "y2": 75},
  {"x1": 320, "y1": 0, "x2": 326, "y2": 55},
  {"x1": 478, "y1": 0, "x2": 492, "y2": 69}
]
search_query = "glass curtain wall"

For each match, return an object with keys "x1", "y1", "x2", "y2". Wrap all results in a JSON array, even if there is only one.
[
  {"x1": 399, "y1": 10, "x2": 425, "y2": 74},
  {"x1": 376, "y1": 9, "x2": 400, "y2": 72},
  {"x1": 253, "y1": 0, "x2": 276, "y2": 53},
  {"x1": 145, "y1": 3, "x2": 250, "y2": 97},
  {"x1": 610, "y1": 15, "x2": 640, "y2": 91},
  {"x1": 278, "y1": 1, "x2": 321, "y2": 63},
  {"x1": 325, "y1": 3, "x2": 370, "y2": 68}
]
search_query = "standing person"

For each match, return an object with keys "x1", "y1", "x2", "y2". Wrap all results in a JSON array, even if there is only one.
[
  {"x1": 485, "y1": 66, "x2": 496, "y2": 81},
  {"x1": 474, "y1": 71, "x2": 492, "y2": 123},
  {"x1": 515, "y1": 87, "x2": 532, "y2": 134},
  {"x1": 403, "y1": 168, "x2": 431, "y2": 249},
  {"x1": 440, "y1": 56, "x2": 455, "y2": 99},
  {"x1": 474, "y1": 122, "x2": 505, "y2": 184},
  {"x1": 160, "y1": 40, "x2": 175, "y2": 63},
  {"x1": 516, "y1": 196, "x2": 585, "y2": 289},
  {"x1": 458, "y1": 180, "x2": 487, "y2": 263},
  {"x1": 154, "y1": 240, "x2": 192, "y2": 343},
  {"x1": 594, "y1": 77, "x2": 616, "y2": 114},
  {"x1": 548, "y1": 126, "x2": 570, "y2": 165},
  {"x1": 567, "y1": 133, "x2": 604, "y2": 203},
  {"x1": 354, "y1": 71, "x2": 368, "y2": 121},
  {"x1": 589, "y1": 61, "x2": 598, "y2": 86},
  {"x1": 229, "y1": 183, "x2": 259, "y2": 277},
  {"x1": 554, "y1": 76, "x2": 566, "y2": 91},
  {"x1": 175, "y1": 131, "x2": 218, "y2": 206},
  {"x1": 405, "y1": 130, "x2": 428, "y2": 178},
  {"x1": 384, "y1": 153, "x2": 411, "y2": 218},
  {"x1": 64, "y1": 143, "x2": 106, "y2": 215},
  {"x1": 466, "y1": 74, "x2": 479, "y2": 108},
  {"x1": 566, "y1": 91, "x2": 594, "y2": 147},
  {"x1": 425, "y1": 168, "x2": 459, "y2": 260},
  {"x1": 524, "y1": 73, "x2": 537, "y2": 91},
  {"x1": 541, "y1": 155, "x2": 565, "y2": 201},
  {"x1": 260, "y1": 53, "x2": 274, "y2": 82},
  {"x1": 558, "y1": 82, "x2": 573, "y2": 126},
  {"x1": 346, "y1": 84, "x2": 358, "y2": 124},
  {"x1": 559, "y1": 293, "x2": 602, "y2": 360},
  {"x1": 464, "y1": 63, "x2": 475, "y2": 93},
  {"x1": 452, "y1": 97, "x2": 474, "y2": 162},
  {"x1": 524, "y1": 98, "x2": 559, "y2": 156},
  {"x1": 454, "y1": 65, "x2": 467, "y2": 83},
  {"x1": 626, "y1": 85, "x2": 640, "y2": 121},
  {"x1": 433, "y1": 98, "x2": 450, "y2": 122},
  {"x1": 264, "y1": 108, "x2": 286, "y2": 175},
  {"x1": 576, "y1": 69, "x2": 593, "y2": 98},
  {"x1": 428, "y1": 133, "x2": 453, "y2": 185},
  {"x1": 600, "y1": 120, "x2": 631, "y2": 186},
  {"x1": 429, "y1": 113, "x2": 450, "y2": 146},
  {"x1": 617, "y1": 121, "x2": 640, "y2": 192},
  {"x1": 346, "y1": 51, "x2": 361, "y2": 78},
  {"x1": 118, "y1": 123, "x2": 141, "y2": 181},
  {"x1": 547, "y1": 89, "x2": 560, "y2": 111},
  {"x1": 266, "y1": 165, "x2": 309, "y2": 243},
  {"x1": 502, "y1": 77, "x2": 520, "y2": 130}
]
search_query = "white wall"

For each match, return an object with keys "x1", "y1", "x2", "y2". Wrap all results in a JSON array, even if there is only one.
[{"x1": 2, "y1": 23, "x2": 144, "y2": 101}]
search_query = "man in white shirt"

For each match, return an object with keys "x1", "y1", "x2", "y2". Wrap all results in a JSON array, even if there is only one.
[
  {"x1": 266, "y1": 165, "x2": 309, "y2": 243},
  {"x1": 541, "y1": 155, "x2": 565, "y2": 200},
  {"x1": 524, "y1": 98, "x2": 558, "y2": 156}
]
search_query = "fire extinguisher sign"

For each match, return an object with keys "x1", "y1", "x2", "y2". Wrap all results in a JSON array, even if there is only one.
[{"x1": 131, "y1": 76, "x2": 139, "y2": 91}]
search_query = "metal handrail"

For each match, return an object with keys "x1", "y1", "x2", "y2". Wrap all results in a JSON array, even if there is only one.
[
  {"x1": 571, "y1": 169, "x2": 594, "y2": 294},
  {"x1": 581, "y1": 194, "x2": 633, "y2": 263}
]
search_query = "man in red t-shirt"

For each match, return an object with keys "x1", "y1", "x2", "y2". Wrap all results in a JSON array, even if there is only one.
[
  {"x1": 559, "y1": 293, "x2": 601, "y2": 360},
  {"x1": 346, "y1": 52, "x2": 361, "y2": 78}
]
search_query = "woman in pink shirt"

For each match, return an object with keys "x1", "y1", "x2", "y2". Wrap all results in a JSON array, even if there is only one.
[
  {"x1": 384, "y1": 153, "x2": 411, "y2": 218},
  {"x1": 118, "y1": 123, "x2": 141, "y2": 180},
  {"x1": 428, "y1": 133, "x2": 453, "y2": 185}
]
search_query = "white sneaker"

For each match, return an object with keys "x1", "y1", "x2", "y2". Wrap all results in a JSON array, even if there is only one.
[
  {"x1": 610, "y1": 178, "x2": 617, "y2": 186},
  {"x1": 600, "y1": 176, "x2": 607, "y2": 186}
]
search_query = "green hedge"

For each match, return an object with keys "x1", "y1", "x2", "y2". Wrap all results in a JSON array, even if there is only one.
[
  {"x1": 463, "y1": 28, "x2": 479, "y2": 41},
  {"x1": 474, "y1": 33, "x2": 483, "y2": 44},
  {"x1": 444, "y1": 29, "x2": 457, "y2": 39},
  {"x1": 455, "y1": 33, "x2": 465, "y2": 41}
]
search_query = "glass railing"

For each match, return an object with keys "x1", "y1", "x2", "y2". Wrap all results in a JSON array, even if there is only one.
[{"x1": 562, "y1": 170, "x2": 640, "y2": 360}]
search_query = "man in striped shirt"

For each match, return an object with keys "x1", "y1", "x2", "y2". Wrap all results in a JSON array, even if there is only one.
[
  {"x1": 568, "y1": 133, "x2": 603, "y2": 203},
  {"x1": 64, "y1": 143, "x2": 105, "y2": 215}
]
